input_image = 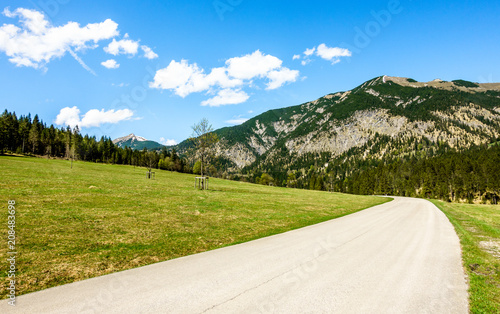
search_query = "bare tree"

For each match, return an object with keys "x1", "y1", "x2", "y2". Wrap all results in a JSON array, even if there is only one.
[
  {"x1": 69, "y1": 145, "x2": 76, "y2": 169},
  {"x1": 190, "y1": 118, "x2": 219, "y2": 179},
  {"x1": 143, "y1": 150, "x2": 158, "y2": 179}
]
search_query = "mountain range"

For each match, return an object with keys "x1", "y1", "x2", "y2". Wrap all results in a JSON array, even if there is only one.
[
  {"x1": 115, "y1": 75, "x2": 500, "y2": 187},
  {"x1": 113, "y1": 133, "x2": 164, "y2": 151},
  {"x1": 173, "y1": 75, "x2": 500, "y2": 184}
]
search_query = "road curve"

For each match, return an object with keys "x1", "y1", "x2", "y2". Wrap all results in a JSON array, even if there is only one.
[{"x1": 1, "y1": 197, "x2": 468, "y2": 313}]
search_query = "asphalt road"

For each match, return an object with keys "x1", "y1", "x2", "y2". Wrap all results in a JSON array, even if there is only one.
[{"x1": 1, "y1": 197, "x2": 468, "y2": 313}]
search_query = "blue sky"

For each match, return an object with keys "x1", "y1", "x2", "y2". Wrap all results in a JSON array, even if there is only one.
[{"x1": 1, "y1": 0, "x2": 499, "y2": 144}]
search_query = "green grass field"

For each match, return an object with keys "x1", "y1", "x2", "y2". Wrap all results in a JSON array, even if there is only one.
[
  {"x1": 432, "y1": 200, "x2": 500, "y2": 313},
  {"x1": 0, "y1": 156, "x2": 389, "y2": 298}
]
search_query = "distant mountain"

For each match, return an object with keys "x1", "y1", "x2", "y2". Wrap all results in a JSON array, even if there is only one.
[
  {"x1": 113, "y1": 133, "x2": 164, "y2": 151},
  {"x1": 175, "y1": 75, "x2": 500, "y2": 186}
]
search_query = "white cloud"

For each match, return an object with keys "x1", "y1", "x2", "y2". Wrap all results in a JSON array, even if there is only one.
[
  {"x1": 304, "y1": 47, "x2": 316, "y2": 56},
  {"x1": 150, "y1": 50, "x2": 299, "y2": 106},
  {"x1": 299, "y1": 47, "x2": 316, "y2": 66},
  {"x1": 55, "y1": 106, "x2": 134, "y2": 128},
  {"x1": 149, "y1": 59, "x2": 212, "y2": 97},
  {"x1": 201, "y1": 89, "x2": 249, "y2": 107},
  {"x1": 104, "y1": 38, "x2": 139, "y2": 56},
  {"x1": 81, "y1": 109, "x2": 134, "y2": 127},
  {"x1": 101, "y1": 59, "x2": 119, "y2": 69},
  {"x1": 159, "y1": 137, "x2": 177, "y2": 146},
  {"x1": 4, "y1": 7, "x2": 47, "y2": 34},
  {"x1": 0, "y1": 7, "x2": 118, "y2": 69},
  {"x1": 141, "y1": 45, "x2": 158, "y2": 59},
  {"x1": 298, "y1": 44, "x2": 352, "y2": 66},
  {"x1": 225, "y1": 118, "x2": 249, "y2": 125},
  {"x1": 55, "y1": 106, "x2": 81, "y2": 128},
  {"x1": 205, "y1": 67, "x2": 243, "y2": 89},
  {"x1": 292, "y1": 54, "x2": 301, "y2": 60},
  {"x1": 226, "y1": 50, "x2": 282, "y2": 80},
  {"x1": 316, "y1": 43, "x2": 351, "y2": 63},
  {"x1": 266, "y1": 68, "x2": 299, "y2": 90},
  {"x1": 149, "y1": 59, "x2": 244, "y2": 100}
]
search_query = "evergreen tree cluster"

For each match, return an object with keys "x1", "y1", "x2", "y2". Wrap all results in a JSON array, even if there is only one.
[
  {"x1": 2, "y1": 105, "x2": 499, "y2": 204},
  {"x1": 0, "y1": 110, "x2": 189, "y2": 173},
  {"x1": 238, "y1": 134, "x2": 500, "y2": 204},
  {"x1": 345, "y1": 145, "x2": 500, "y2": 204}
]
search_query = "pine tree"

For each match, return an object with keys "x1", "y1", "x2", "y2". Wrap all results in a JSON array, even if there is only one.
[{"x1": 28, "y1": 115, "x2": 41, "y2": 154}]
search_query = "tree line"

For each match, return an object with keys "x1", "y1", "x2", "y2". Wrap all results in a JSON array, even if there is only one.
[
  {"x1": 244, "y1": 143, "x2": 500, "y2": 204},
  {"x1": 2, "y1": 109, "x2": 499, "y2": 203},
  {"x1": 234, "y1": 133, "x2": 500, "y2": 204},
  {"x1": 343, "y1": 145, "x2": 500, "y2": 204},
  {"x1": 0, "y1": 110, "x2": 189, "y2": 173}
]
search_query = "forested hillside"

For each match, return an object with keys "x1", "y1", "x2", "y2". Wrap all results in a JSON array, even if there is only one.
[
  {"x1": 345, "y1": 144, "x2": 500, "y2": 203},
  {"x1": 183, "y1": 76, "x2": 500, "y2": 203},
  {"x1": 3, "y1": 76, "x2": 500, "y2": 204},
  {"x1": 0, "y1": 110, "x2": 189, "y2": 173}
]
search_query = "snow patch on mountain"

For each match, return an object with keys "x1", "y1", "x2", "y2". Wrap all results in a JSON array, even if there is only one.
[{"x1": 113, "y1": 133, "x2": 147, "y2": 144}]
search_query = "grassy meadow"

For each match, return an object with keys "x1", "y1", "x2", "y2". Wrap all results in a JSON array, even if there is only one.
[
  {"x1": 0, "y1": 156, "x2": 389, "y2": 298},
  {"x1": 432, "y1": 200, "x2": 500, "y2": 313}
]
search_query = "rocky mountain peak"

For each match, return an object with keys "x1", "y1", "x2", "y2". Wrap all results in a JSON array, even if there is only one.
[
  {"x1": 176, "y1": 76, "x2": 500, "y2": 178},
  {"x1": 113, "y1": 133, "x2": 147, "y2": 144}
]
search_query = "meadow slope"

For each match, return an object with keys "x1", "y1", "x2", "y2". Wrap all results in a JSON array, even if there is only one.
[{"x1": 0, "y1": 156, "x2": 389, "y2": 298}]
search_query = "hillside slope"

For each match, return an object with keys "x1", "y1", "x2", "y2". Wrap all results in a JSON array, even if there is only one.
[
  {"x1": 0, "y1": 156, "x2": 387, "y2": 298},
  {"x1": 177, "y1": 76, "x2": 500, "y2": 184}
]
